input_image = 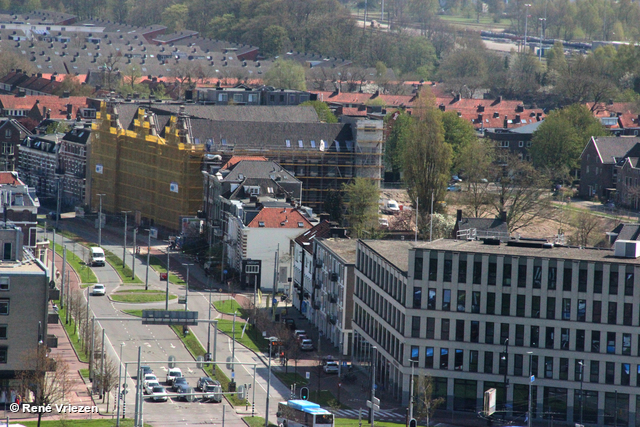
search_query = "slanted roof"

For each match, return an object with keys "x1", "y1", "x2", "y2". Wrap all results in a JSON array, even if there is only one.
[
  {"x1": 610, "y1": 223, "x2": 640, "y2": 242},
  {"x1": 295, "y1": 220, "x2": 335, "y2": 254},
  {"x1": 0, "y1": 172, "x2": 21, "y2": 185},
  {"x1": 247, "y1": 207, "x2": 312, "y2": 229},
  {"x1": 591, "y1": 136, "x2": 640, "y2": 164},
  {"x1": 223, "y1": 160, "x2": 298, "y2": 183},
  {"x1": 458, "y1": 217, "x2": 508, "y2": 234},
  {"x1": 221, "y1": 156, "x2": 267, "y2": 170},
  {"x1": 149, "y1": 104, "x2": 320, "y2": 123}
]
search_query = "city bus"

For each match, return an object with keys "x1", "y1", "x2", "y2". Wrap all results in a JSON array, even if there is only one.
[{"x1": 276, "y1": 400, "x2": 334, "y2": 427}]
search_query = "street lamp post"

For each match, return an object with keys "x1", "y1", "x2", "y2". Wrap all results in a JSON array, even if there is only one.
[
  {"x1": 97, "y1": 194, "x2": 106, "y2": 247},
  {"x1": 524, "y1": 4, "x2": 532, "y2": 53},
  {"x1": 165, "y1": 244, "x2": 171, "y2": 311},
  {"x1": 207, "y1": 275, "x2": 212, "y2": 356},
  {"x1": 538, "y1": 18, "x2": 546, "y2": 60},
  {"x1": 144, "y1": 229, "x2": 151, "y2": 291},
  {"x1": 183, "y1": 263, "x2": 193, "y2": 311},
  {"x1": 132, "y1": 227, "x2": 137, "y2": 279},
  {"x1": 122, "y1": 211, "x2": 130, "y2": 269},
  {"x1": 527, "y1": 351, "x2": 533, "y2": 427},
  {"x1": 116, "y1": 342, "x2": 124, "y2": 427},
  {"x1": 579, "y1": 360, "x2": 584, "y2": 425},
  {"x1": 408, "y1": 359, "x2": 417, "y2": 420},
  {"x1": 502, "y1": 338, "x2": 509, "y2": 410}
]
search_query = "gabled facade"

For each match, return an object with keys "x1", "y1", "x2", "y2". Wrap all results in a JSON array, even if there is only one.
[
  {"x1": 58, "y1": 124, "x2": 91, "y2": 206},
  {"x1": 17, "y1": 133, "x2": 62, "y2": 198},
  {"x1": 0, "y1": 172, "x2": 40, "y2": 245},
  {"x1": 0, "y1": 119, "x2": 31, "y2": 172}
]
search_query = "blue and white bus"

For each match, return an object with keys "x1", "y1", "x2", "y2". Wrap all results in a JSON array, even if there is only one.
[{"x1": 276, "y1": 400, "x2": 335, "y2": 427}]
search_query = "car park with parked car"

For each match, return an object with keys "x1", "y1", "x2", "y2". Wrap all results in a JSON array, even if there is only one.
[
  {"x1": 171, "y1": 377, "x2": 188, "y2": 392},
  {"x1": 144, "y1": 380, "x2": 160, "y2": 395},
  {"x1": 151, "y1": 386, "x2": 168, "y2": 402},
  {"x1": 203, "y1": 381, "x2": 223, "y2": 403},
  {"x1": 166, "y1": 367, "x2": 182, "y2": 385},
  {"x1": 92, "y1": 284, "x2": 105, "y2": 296},
  {"x1": 323, "y1": 361, "x2": 339, "y2": 374}
]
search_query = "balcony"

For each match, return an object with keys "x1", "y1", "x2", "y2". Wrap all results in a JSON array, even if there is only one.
[
  {"x1": 330, "y1": 272, "x2": 339, "y2": 282},
  {"x1": 328, "y1": 315, "x2": 337, "y2": 325},
  {"x1": 313, "y1": 302, "x2": 321, "y2": 310},
  {"x1": 328, "y1": 293, "x2": 337, "y2": 304},
  {"x1": 313, "y1": 281, "x2": 321, "y2": 290},
  {"x1": 315, "y1": 259, "x2": 323, "y2": 268}
]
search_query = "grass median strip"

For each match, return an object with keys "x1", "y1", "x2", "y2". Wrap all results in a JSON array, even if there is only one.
[
  {"x1": 111, "y1": 290, "x2": 176, "y2": 303},
  {"x1": 213, "y1": 299, "x2": 245, "y2": 315},
  {"x1": 54, "y1": 243, "x2": 97, "y2": 284},
  {"x1": 243, "y1": 417, "x2": 278, "y2": 427},
  {"x1": 103, "y1": 249, "x2": 143, "y2": 284},
  {"x1": 149, "y1": 255, "x2": 186, "y2": 285},
  {"x1": 19, "y1": 420, "x2": 150, "y2": 427},
  {"x1": 216, "y1": 318, "x2": 266, "y2": 353},
  {"x1": 55, "y1": 300, "x2": 89, "y2": 363}
]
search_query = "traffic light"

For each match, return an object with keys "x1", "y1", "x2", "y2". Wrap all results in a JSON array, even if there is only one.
[
  {"x1": 409, "y1": 418, "x2": 417, "y2": 427},
  {"x1": 300, "y1": 387, "x2": 309, "y2": 400}
]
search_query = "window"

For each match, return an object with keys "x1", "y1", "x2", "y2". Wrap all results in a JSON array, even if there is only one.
[
  {"x1": 548, "y1": 264, "x2": 557, "y2": 289},
  {"x1": 298, "y1": 140, "x2": 304, "y2": 148},
  {"x1": 484, "y1": 351, "x2": 493, "y2": 373},
  {"x1": 488, "y1": 260, "x2": 497, "y2": 285},
  {"x1": 561, "y1": 328, "x2": 569, "y2": 349},
  {"x1": 473, "y1": 260, "x2": 482, "y2": 284},
  {"x1": 609, "y1": 270, "x2": 618, "y2": 295},
  {"x1": 623, "y1": 333, "x2": 631, "y2": 355},
  {"x1": 0, "y1": 300, "x2": 8, "y2": 315},
  {"x1": 545, "y1": 327, "x2": 555, "y2": 349},
  {"x1": 426, "y1": 318, "x2": 435, "y2": 339},
  {"x1": 440, "y1": 348, "x2": 449, "y2": 369},
  {"x1": 578, "y1": 267, "x2": 587, "y2": 292},
  {"x1": 414, "y1": 255, "x2": 423, "y2": 280},
  {"x1": 533, "y1": 264, "x2": 542, "y2": 288},
  {"x1": 499, "y1": 351, "x2": 508, "y2": 375},
  {"x1": 310, "y1": 140, "x2": 316, "y2": 148},
  {"x1": 622, "y1": 363, "x2": 630, "y2": 386},
  {"x1": 0, "y1": 347, "x2": 6, "y2": 364},
  {"x1": 442, "y1": 289, "x2": 451, "y2": 311},
  {"x1": 471, "y1": 291, "x2": 480, "y2": 313},
  {"x1": 563, "y1": 267, "x2": 572, "y2": 291},
  {"x1": 559, "y1": 358, "x2": 569, "y2": 380},
  {"x1": 427, "y1": 289, "x2": 436, "y2": 309},
  {"x1": 605, "y1": 362, "x2": 615, "y2": 384},
  {"x1": 500, "y1": 323, "x2": 509, "y2": 345},
  {"x1": 217, "y1": 93, "x2": 228, "y2": 102},
  {"x1": 411, "y1": 316, "x2": 421, "y2": 338},
  {"x1": 577, "y1": 300, "x2": 586, "y2": 322},
  {"x1": 0, "y1": 278, "x2": 8, "y2": 291},
  {"x1": 594, "y1": 268, "x2": 603, "y2": 293},
  {"x1": 515, "y1": 324, "x2": 524, "y2": 346},
  {"x1": 454, "y1": 349, "x2": 463, "y2": 370},
  {"x1": 485, "y1": 322, "x2": 494, "y2": 344},
  {"x1": 411, "y1": 346, "x2": 419, "y2": 360},
  {"x1": 469, "y1": 350, "x2": 478, "y2": 372},
  {"x1": 471, "y1": 321, "x2": 479, "y2": 343},
  {"x1": 516, "y1": 294, "x2": 526, "y2": 317},
  {"x1": 625, "y1": 268, "x2": 634, "y2": 296},
  {"x1": 425, "y1": 347, "x2": 434, "y2": 368},
  {"x1": 429, "y1": 256, "x2": 438, "y2": 281},
  {"x1": 519, "y1": 140, "x2": 524, "y2": 147},
  {"x1": 590, "y1": 361, "x2": 599, "y2": 383},
  {"x1": 0, "y1": 325, "x2": 6, "y2": 339},
  {"x1": 514, "y1": 354, "x2": 523, "y2": 376},
  {"x1": 501, "y1": 293, "x2": 510, "y2": 316},
  {"x1": 455, "y1": 320, "x2": 464, "y2": 341},
  {"x1": 486, "y1": 292, "x2": 495, "y2": 314},
  {"x1": 457, "y1": 290, "x2": 465, "y2": 312},
  {"x1": 248, "y1": 94, "x2": 258, "y2": 103},
  {"x1": 608, "y1": 301, "x2": 617, "y2": 324},
  {"x1": 575, "y1": 359, "x2": 584, "y2": 381},
  {"x1": 441, "y1": 319, "x2": 450, "y2": 340},
  {"x1": 2, "y1": 243, "x2": 10, "y2": 261},
  {"x1": 546, "y1": 297, "x2": 555, "y2": 319},
  {"x1": 592, "y1": 300, "x2": 602, "y2": 323},
  {"x1": 531, "y1": 355, "x2": 538, "y2": 377},
  {"x1": 530, "y1": 326, "x2": 539, "y2": 348},
  {"x1": 413, "y1": 287, "x2": 422, "y2": 309},
  {"x1": 443, "y1": 259, "x2": 452, "y2": 282},
  {"x1": 624, "y1": 303, "x2": 632, "y2": 326},
  {"x1": 518, "y1": 263, "x2": 527, "y2": 287},
  {"x1": 591, "y1": 330, "x2": 600, "y2": 353},
  {"x1": 607, "y1": 332, "x2": 616, "y2": 354},
  {"x1": 502, "y1": 261, "x2": 511, "y2": 286},
  {"x1": 531, "y1": 296, "x2": 540, "y2": 318},
  {"x1": 233, "y1": 93, "x2": 243, "y2": 103},
  {"x1": 544, "y1": 357, "x2": 553, "y2": 378},
  {"x1": 576, "y1": 329, "x2": 585, "y2": 352},
  {"x1": 4, "y1": 129, "x2": 10, "y2": 138},
  {"x1": 562, "y1": 298, "x2": 571, "y2": 320},
  {"x1": 285, "y1": 139, "x2": 291, "y2": 147},
  {"x1": 458, "y1": 259, "x2": 467, "y2": 283}
]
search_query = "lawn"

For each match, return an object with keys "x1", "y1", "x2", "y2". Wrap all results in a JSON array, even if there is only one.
[
  {"x1": 16, "y1": 420, "x2": 151, "y2": 427},
  {"x1": 103, "y1": 249, "x2": 143, "y2": 284},
  {"x1": 273, "y1": 372, "x2": 309, "y2": 387},
  {"x1": 168, "y1": 325, "x2": 247, "y2": 407},
  {"x1": 243, "y1": 417, "x2": 277, "y2": 427},
  {"x1": 54, "y1": 243, "x2": 97, "y2": 284},
  {"x1": 334, "y1": 419, "x2": 407, "y2": 426},
  {"x1": 310, "y1": 389, "x2": 348, "y2": 409},
  {"x1": 148, "y1": 255, "x2": 186, "y2": 285},
  {"x1": 213, "y1": 299, "x2": 244, "y2": 315},
  {"x1": 55, "y1": 300, "x2": 89, "y2": 362},
  {"x1": 110, "y1": 290, "x2": 176, "y2": 303},
  {"x1": 79, "y1": 368, "x2": 90, "y2": 378},
  {"x1": 216, "y1": 318, "x2": 267, "y2": 353}
]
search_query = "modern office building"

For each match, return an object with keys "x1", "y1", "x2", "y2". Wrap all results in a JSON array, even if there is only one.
[{"x1": 353, "y1": 237, "x2": 640, "y2": 426}]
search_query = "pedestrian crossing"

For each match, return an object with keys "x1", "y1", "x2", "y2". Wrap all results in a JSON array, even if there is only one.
[{"x1": 332, "y1": 408, "x2": 405, "y2": 421}]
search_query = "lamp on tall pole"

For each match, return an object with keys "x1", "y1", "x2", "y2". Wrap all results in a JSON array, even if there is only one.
[
  {"x1": 183, "y1": 263, "x2": 193, "y2": 311},
  {"x1": 527, "y1": 352, "x2": 533, "y2": 427},
  {"x1": 116, "y1": 342, "x2": 124, "y2": 427},
  {"x1": 502, "y1": 338, "x2": 509, "y2": 408},
  {"x1": 97, "y1": 194, "x2": 106, "y2": 247},
  {"x1": 144, "y1": 229, "x2": 152, "y2": 291},
  {"x1": 578, "y1": 360, "x2": 584, "y2": 425},
  {"x1": 122, "y1": 211, "x2": 131, "y2": 268},
  {"x1": 538, "y1": 18, "x2": 546, "y2": 61},
  {"x1": 524, "y1": 4, "x2": 532, "y2": 53},
  {"x1": 408, "y1": 358, "x2": 417, "y2": 420}
]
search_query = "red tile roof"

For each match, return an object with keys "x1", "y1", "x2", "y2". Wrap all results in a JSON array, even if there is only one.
[
  {"x1": 247, "y1": 207, "x2": 312, "y2": 229},
  {"x1": 0, "y1": 95, "x2": 89, "y2": 119},
  {"x1": 222, "y1": 156, "x2": 268, "y2": 170},
  {"x1": 0, "y1": 172, "x2": 21, "y2": 185},
  {"x1": 587, "y1": 102, "x2": 640, "y2": 129}
]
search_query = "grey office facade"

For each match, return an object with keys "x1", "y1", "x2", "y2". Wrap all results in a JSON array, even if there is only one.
[{"x1": 352, "y1": 238, "x2": 640, "y2": 426}]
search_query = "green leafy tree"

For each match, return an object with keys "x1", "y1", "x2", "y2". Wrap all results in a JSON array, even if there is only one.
[
  {"x1": 384, "y1": 110, "x2": 413, "y2": 181},
  {"x1": 262, "y1": 25, "x2": 290, "y2": 57},
  {"x1": 322, "y1": 190, "x2": 344, "y2": 223},
  {"x1": 264, "y1": 59, "x2": 307, "y2": 91},
  {"x1": 343, "y1": 178, "x2": 380, "y2": 238},
  {"x1": 546, "y1": 41, "x2": 568, "y2": 74},
  {"x1": 442, "y1": 110, "x2": 477, "y2": 167},
  {"x1": 403, "y1": 89, "x2": 453, "y2": 213},
  {"x1": 456, "y1": 139, "x2": 495, "y2": 218},
  {"x1": 530, "y1": 104, "x2": 608, "y2": 181},
  {"x1": 413, "y1": 375, "x2": 445, "y2": 427},
  {"x1": 437, "y1": 48, "x2": 488, "y2": 98},
  {"x1": 300, "y1": 100, "x2": 337, "y2": 123},
  {"x1": 161, "y1": 3, "x2": 189, "y2": 32}
]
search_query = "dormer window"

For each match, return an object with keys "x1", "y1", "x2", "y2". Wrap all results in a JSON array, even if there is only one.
[
  {"x1": 258, "y1": 221, "x2": 265, "y2": 227},
  {"x1": 298, "y1": 140, "x2": 303, "y2": 148},
  {"x1": 285, "y1": 139, "x2": 291, "y2": 147},
  {"x1": 298, "y1": 222, "x2": 304, "y2": 227}
]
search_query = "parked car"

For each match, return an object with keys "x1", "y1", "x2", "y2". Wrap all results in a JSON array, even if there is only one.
[
  {"x1": 172, "y1": 377, "x2": 188, "y2": 392},
  {"x1": 144, "y1": 373, "x2": 157, "y2": 384},
  {"x1": 323, "y1": 361, "x2": 339, "y2": 374},
  {"x1": 203, "y1": 381, "x2": 223, "y2": 403},
  {"x1": 151, "y1": 386, "x2": 168, "y2": 402},
  {"x1": 141, "y1": 366, "x2": 153, "y2": 376},
  {"x1": 379, "y1": 218, "x2": 389, "y2": 228},
  {"x1": 451, "y1": 175, "x2": 463, "y2": 182},
  {"x1": 144, "y1": 381, "x2": 160, "y2": 395},
  {"x1": 293, "y1": 330, "x2": 306, "y2": 339},
  {"x1": 381, "y1": 199, "x2": 400, "y2": 215},
  {"x1": 197, "y1": 377, "x2": 214, "y2": 391},
  {"x1": 300, "y1": 339, "x2": 314, "y2": 351},
  {"x1": 166, "y1": 367, "x2": 182, "y2": 385},
  {"x1": 447, "y1": 184, "x2": 461, "y2": 192},
  {"x1": 175, "y1": 384, "x2": 196, "y2": 402},
  {"x1": 283, "y1": 318, "x2": 296, "y2": 330},
  {"x1": 92, "y1": 284, "x2": 106, "y2": 296}
]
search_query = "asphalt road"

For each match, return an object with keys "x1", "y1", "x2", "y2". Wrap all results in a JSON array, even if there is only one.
[{"x1": 54, "y1": 220, "x2": 290, "y2": 426}]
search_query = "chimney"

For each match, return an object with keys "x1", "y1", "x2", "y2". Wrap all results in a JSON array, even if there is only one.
[
  {"x1": 477, "y1": 104, "x2": 485, "y2": 112},
  {"x1": 66, "y1": 104, "x2": 72, "y2": 115},
  {"x1": 438, "y1": 104, "x2": 445, "y2": 112},
  {"x1": 516, "y1": 104, "x2": 524, "y2": 113},
  {"x1": 515, "y1": 114, "x2": 520, "y2": 123},
  {"x1": 496, "y1": 96, "x2": 502, "y2": 103},
  {"x1": 50, "y1": 75, "x2": 56, "y2": 81},
  {"x1": 500, "y1": 210, "x2": 507, "y2": 223},
  {"x1": 504, "y1": 116, "x2": 508, "y2": 128},
  {"x1": 453, "y1": 93, "x2": 460, "y2": 102},
  {"x1": 456, "y1": 209, "x2": 463, "y2": 224}
]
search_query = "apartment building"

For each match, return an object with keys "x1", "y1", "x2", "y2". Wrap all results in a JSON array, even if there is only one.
[{"x1": 353, "y1": 237, "x2": 640, "y2": 426}]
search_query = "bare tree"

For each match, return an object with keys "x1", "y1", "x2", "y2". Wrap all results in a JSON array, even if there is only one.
[
  {"x1": 95, "y1": 358, "x2": 118, "y2": 412},
  {"x1": 414, "y1": 375, "x2": 444, "y2": 427},
  {"x1": 570, "y1": 210, "x2": 602, "y2": 247},
  {"x1": 18, "y1": 346, "x2": 73, "y2": 427}
]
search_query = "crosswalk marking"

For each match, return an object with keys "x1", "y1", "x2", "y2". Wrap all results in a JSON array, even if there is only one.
[{"x1": 332, "y1": 408, "x2": 404, "y2": 421}]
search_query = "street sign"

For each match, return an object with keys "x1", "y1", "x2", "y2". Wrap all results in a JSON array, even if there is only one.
[
  {"x1": 372, "y1": 397, "x2": 380, "y2": 406},
  {"x1": 231, "y1": 372, "x2": 235, "y2": 379},
  {"x1": 178, "y1": 297, "x2": 186, "y2": 304},
  {"x1": 366, "y1": 400, "x2": 380, "y2": 411},
  {"x1": 226, "y1": 356, "x2": 233, "y2": 370},
  {"x1": 160, "y1": 272, "x2": 168, "y2": 280},
  {"x1": 142, "y1": 310, "x2": 198, "y2": 326},
  {"x1": 224, "y1": 270, "x2": 228, "y2": 275},
  {"x1": 272, "y1": 298, "x2": 277, "y2": 305}
]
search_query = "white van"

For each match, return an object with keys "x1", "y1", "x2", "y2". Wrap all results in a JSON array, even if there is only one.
[
  {"x1": 382, "y1": 199, "x2": 400, "y2": 215},
  {"x1": 90, "y1": 247, "x2": 106, "y2": 266}
]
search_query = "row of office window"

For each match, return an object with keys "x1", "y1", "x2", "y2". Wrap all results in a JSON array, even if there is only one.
[
  {"x1": 357, "y1": 250, "x2": 406, "y2": 304},
  {"x1": 356, "y1": 277, "x2": 405, "y2": 335},
  {"x1": 415, "y1": 252, "x2": 636, "y2": 295},
  {"x1": 413, "y1": 317, "x2": 640, "y2": 356},
  {"x1": 354, "y1": 303, "x2": 403, "y2": 363},
  {"x1": 414, "y1": 346, "x2": 640, "y2": 387},
  {"x1": 413, "y1": 288, "x2": 639, "y2": 325}
]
